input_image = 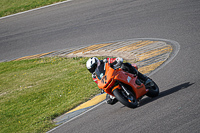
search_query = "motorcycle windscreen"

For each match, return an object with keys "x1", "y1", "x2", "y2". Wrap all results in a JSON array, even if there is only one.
[{"x1": 95, "y1": 63, "x2": 105, "y2": 80}]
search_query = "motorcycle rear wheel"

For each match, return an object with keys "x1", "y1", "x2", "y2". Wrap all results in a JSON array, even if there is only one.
[
  {"x1": 146, "y1": 80, "x2": 159, "y2": 98},
  {"x1": 113, "y1": 88, "x2": 138, "y2": 108}
]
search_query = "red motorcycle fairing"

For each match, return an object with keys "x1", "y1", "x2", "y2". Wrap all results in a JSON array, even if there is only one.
[{"x1": 96, "y1": 63, "x2": 148, "y2": 100}]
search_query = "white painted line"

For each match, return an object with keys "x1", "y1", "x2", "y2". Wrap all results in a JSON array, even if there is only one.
[
  {"x1": 46, "y1": 100, "x2": 106, "y2": 133},
  {"x1": 148, "y1": 38, "x2": 180, "y2": 77},
  {"x1": 0, "y1": 0, "x2": 72, "y2": 20}
]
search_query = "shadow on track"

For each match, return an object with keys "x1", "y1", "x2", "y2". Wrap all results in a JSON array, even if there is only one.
[{"x1": 139, "y1": 82, "x2": 194, "y2": 107}]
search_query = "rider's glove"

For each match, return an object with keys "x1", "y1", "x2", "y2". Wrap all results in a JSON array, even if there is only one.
[
  {"x1": 92, "y1": 72, "x2": 96, "y2": 78},
  {"x1": 103, "y1": 58, "x2": 108, "y2": 63},
  {"x1": 114, "y1": 57, "x2": 123, "y2": 69}
]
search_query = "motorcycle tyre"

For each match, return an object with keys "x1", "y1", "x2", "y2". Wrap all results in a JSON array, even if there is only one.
[
  {"x1": 106, "y1": 94, "x2": 118, "y2": 105},
  {"x1": 146, "y1": 80, "x2": 159, "y2": 98},
  {"x1": 113, "y1": 88, "x2": 138, "y2": 108}
]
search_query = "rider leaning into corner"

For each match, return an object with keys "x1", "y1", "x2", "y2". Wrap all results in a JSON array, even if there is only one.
[{"x1": 86, "y1": 57, "x2": 154, "y2": 105}]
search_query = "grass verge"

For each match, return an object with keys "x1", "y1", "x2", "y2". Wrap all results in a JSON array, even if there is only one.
[
  {"x1": 0, "y1": 57, "x2": 100, "y2": 133},
  {"x1": 0, "y1": 0, "x2": 67, "y2": 17}
]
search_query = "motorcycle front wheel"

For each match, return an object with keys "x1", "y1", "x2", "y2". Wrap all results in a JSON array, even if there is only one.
[{"x1": 113, "y1": 88, "x2": 138, "y2": 108}]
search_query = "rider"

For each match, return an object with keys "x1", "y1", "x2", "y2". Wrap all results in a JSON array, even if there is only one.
[{"x1": 86, "y1": 57, "x2": 153, "y2": 105}]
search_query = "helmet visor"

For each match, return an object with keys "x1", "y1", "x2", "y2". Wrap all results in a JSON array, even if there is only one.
[{"x1": 88, "y1": 64, "x2": 97, "y2": 73}]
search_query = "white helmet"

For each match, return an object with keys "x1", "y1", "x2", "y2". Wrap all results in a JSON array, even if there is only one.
[{"x1": 86, "y1": 57, "x2": 100, "y2": 73}]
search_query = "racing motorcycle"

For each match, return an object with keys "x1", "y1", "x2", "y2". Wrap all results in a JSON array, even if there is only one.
[{"x1": 95, "y1": 61, "x2": 159, "y2": 108}]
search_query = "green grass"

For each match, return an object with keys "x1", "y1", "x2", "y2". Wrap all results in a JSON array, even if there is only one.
[
  {"x1": 0, "y1": 57, "x2": 100, "y2": 133},
  {"x1": 0, "y1": 0, "x2": 67, "y2": 17}
]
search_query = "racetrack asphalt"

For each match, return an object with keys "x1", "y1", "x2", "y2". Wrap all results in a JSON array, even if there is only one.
[{"x1": 1, "y1": 0, "x2": 200, "y2": 133}]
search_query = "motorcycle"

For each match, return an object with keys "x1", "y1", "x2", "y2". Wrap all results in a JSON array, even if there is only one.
[{"x1": 95, "y1": 61, "x2": 159, "y2": 108}]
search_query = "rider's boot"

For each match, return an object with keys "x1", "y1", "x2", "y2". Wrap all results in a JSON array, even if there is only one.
[
  {"x1": 106, "y1": 94, "x2": 118, "y2": 105},
  {"x1": 145, "y1": 79, "x2": 154, "y2": 86},
  {"x1": 138, "y1": 72, "x2": 154, "y2": 86}
]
